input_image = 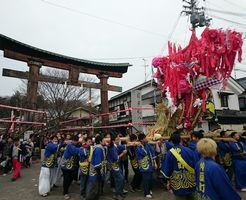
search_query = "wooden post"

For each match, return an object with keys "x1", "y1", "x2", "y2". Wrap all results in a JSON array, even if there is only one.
[
  {"x1": 98, "y1": 74, "x2": 109, "y2": 128},
  {"x1": 26, "y1": 61, "x2": 42, "y2": 120}
]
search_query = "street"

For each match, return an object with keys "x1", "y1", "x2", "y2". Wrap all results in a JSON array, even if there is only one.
[{"x1": 0, "y1": 163, "x2": 245, "y2": 200}]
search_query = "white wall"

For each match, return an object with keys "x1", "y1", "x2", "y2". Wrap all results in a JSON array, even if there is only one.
[
  {"x1": 211, "y1": 90, "x2": 240, "y2": 110},
  {"x1": 210, "y1": 77, "x2": 244, "y2": 111},
  {"x1": 141, "y1": 84, "x2": 156, "y2": 96},
  {"x1": 70, "y1": 110, "x2": 90, "y2": 118},
  {"x1": 194, "y1": 121, "x2": 209, "y2": 133},
  {"x1": 142, "y1": 104, "x2": 155, "y2": 117}
]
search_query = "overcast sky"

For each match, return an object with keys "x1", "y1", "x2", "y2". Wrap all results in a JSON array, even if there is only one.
[{"x1": 0, "y1": 0, "x2": 246, "y2": 99}]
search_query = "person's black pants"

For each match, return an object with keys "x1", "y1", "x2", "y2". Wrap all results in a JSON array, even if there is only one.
[
  {"x1": 142, "y1": 172, "x2": 153, "y2": 196},
  {"x1": 3, "y1": 159, "x2": 12, "y2": 174},
  {"x1": 120, "y1": 159, "x2": 129, "y2": 182},
  {"x1": 86, "y1": 179, "x2": 103, "y2": 200},
  {"x1": 25, "y1": 156, "x2": 31, "y2": 167},
  {"x1": 131, "y1": 168, "x2": 142, "y2": 190},
  {"x1": 224, "y1": 165, "x2": 233, "y2": 182},
  {"x1": 62, "y1": 169, "x2": 76, "y2": 195}
]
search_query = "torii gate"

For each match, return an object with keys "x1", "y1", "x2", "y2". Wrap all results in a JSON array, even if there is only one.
[{"x1": 0, "y1": 34, "x2": 131, "y2": 126}]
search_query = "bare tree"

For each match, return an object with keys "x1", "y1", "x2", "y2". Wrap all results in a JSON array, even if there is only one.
[
  {"x1": 40, "y1": 68, "x2": 98, "y2": 120},
  {"x1": 16, "y1": 68, "x2": 98, "y2": 126}
]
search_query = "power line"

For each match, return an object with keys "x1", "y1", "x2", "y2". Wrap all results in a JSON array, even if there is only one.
[
  {"x1": 206, "y1": 0, "x2": 246, "y2": 27},
  {"x1": 207, "y1": 0, "x2": 245, "y2": 13},
  {"x1": 205, "y1": 0, "x2": 246, "y2": 31},
  {"x1": 204, "y1": 0, "x2": 211, "y2": 18},
  {"x1": 40, "y1": 0, "x2": 169, "y2": 38},
  {"x1": 223, "y1": 0, "x2": 246, "y2": 11},
  {"x1": 85, "y1": 55, "x2": 154, "y2": 61},
  {"x1": 209, "y1": 14, "x2": 246, "y2": 28},
  {"x1": 205, "y1": 7, "x2": 246, "y2": 17},
  {"x1": 159, "y1": 13, "x2": 182, "y2": 55}
]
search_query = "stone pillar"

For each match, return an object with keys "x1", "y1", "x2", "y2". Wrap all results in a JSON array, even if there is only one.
[
  {"x1": 26, "y1": 61, "x2": 42, "y2": 111},
  {"x1": 98, "y1": 74, "x2": 109, "y2": 128}
]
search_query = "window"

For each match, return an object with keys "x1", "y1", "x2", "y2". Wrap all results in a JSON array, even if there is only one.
[
  {"x1": 239, "y1": 97, "x2": 246, "y2": 111},
  {"x1": 220, "y1": 94, "x2": 228, "y2": 107}
]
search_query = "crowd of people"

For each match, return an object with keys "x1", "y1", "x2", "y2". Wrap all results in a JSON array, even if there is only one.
[
  {"x1": 0, "y1": 129, "x2": 245, "y2": 200},
  {"x1": 0, "y1": 135, "x2": 34, "y2": 180},
  {"x1": 36, "y1": 129, "x2": 245, "y2": 200}
]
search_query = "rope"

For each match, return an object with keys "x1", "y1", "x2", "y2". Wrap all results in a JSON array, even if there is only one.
[
  {"x1": 0, "y1": 119, "x2": 46, "y2": 126},
  {"x1": 0, "y1": 104, "x2": 47, "y2": 114}
]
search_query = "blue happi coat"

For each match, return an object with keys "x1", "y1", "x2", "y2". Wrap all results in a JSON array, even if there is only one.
[
  {"x1": 79, "y1": 147, "x2": 89, "y2": 175},
  {"x1": 229, "y1": 140, "x2": 246, "y2": 189},
  {"x1": 88, "y1": 144, "x2": 106, "y2": 181},
  {"x1": 188, "y1": 141, "x2": 200, "y2": 160},
  {"x1": 156, "y1": 140, "x2": 173, "y2": 168},
  {"x1": 116, "y1": 144, "x2": 127, "y2": 163},
  {"x1": 161, "y1": 144, "x2": 197, "y2": 196},
  {"x1": 127, "y1": 145, "x2": 139, "y2": 170},
  {"x1": 42, "y1": 143, "x2": 58, "y2": 168},
  {"x1": 136, "y1": 143, "x2": 156, "y2": 173},
  {"x1": 217, "y1": 141, "x2": 232, "y2": 167},
  {"x1": 107, "y1": 144, "x2": 120, "y2": 171},
  {"x1": 61, "y1": 143, "x2": 80, "y2": 170},
  {"x1": 195, "y1": 157, "x2": 241, "y2": 200}
]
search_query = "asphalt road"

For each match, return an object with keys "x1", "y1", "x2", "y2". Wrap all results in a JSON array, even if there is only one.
[{"x1": 0, "y1": 163, "x2": 245, "y2": 200}]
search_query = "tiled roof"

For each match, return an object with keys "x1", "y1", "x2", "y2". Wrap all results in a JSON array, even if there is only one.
[
  {"x1": 0, "y1": 34, "x2": 131, "y2": 73},
  {"x1": 237, "y1": 77, "x2": 246, "y2": 90}
]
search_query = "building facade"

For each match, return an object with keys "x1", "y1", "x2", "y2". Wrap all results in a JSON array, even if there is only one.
[
  {"x1": 237, "y1": 77, "x2": 246, "y2": 111},
  {"x1": 108, "y1": 78, "x2": 246, "y2": 134},
  {"x1": 108, "y1": 80, "x2": 159, "y2": 134},
  {"x1": 197, "y1": 77, "x2": 246, "y2": 132}
]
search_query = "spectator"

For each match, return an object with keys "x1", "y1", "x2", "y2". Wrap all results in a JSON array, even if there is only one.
[{"x1": 9, "y1": 137, "x2": 27, "y2": 181}]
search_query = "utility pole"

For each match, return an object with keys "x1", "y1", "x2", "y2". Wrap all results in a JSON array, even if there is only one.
[
  {"x1": 182, "y1": 0, "x2": 211, "y2": 29},
  {"x1": 87, "y1": 88, "x2": 93, "y2": 135},
  {"x1": 143, "y1": 58, "x2": 148, "y2": 82}
]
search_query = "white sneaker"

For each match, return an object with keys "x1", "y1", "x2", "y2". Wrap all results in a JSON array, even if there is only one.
[
  {"x1": 123, "y1": 189, "x2": 128, "y2": 194},
  {"x1": 64, "y1": 194, "x2": 70, "y2": 199},
  {"x1": 241, "y1": 188, "x2": 246, "y2": 192},
  {"x1": 145, "y1": 194, "x2": 152, "y2": 198},
  {"x1": 2, "y1": 173, "x2": 7, "y2": 176},
  {"x1": 111, "y1": 188, "x2": 116, "y2": 193}
]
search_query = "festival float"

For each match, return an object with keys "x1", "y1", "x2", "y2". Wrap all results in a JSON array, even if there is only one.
[{"x1": 149, "y1": 9, "x2": 243, "y2": 138}]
